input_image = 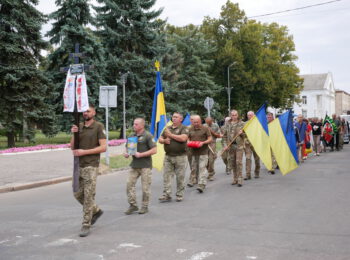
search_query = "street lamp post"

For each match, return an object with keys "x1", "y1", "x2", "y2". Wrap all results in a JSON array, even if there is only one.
[
  {"x1": 121, "y1": 72, "x2": 129, "y2": 139},
  {"x1": 227, "y1": 62, "x2": 236, "y2": 115}
]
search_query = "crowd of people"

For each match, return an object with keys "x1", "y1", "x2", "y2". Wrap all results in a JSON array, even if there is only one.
[{"x1": 70, "y1": 105, "x2": 348, "y2": 237}]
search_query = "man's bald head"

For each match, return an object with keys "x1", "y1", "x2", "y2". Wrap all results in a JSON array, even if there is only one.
[{"x1": 191, "y1": 115, "x2": 202, "y2": 128}]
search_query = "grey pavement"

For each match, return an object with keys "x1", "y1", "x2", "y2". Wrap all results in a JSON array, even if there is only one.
[
  {"x1": 0, "y1": 145, "x2": 350, "y2": 259},
  {"x1": 0, "y1": 145, "x2": 125, "y2": 193}
]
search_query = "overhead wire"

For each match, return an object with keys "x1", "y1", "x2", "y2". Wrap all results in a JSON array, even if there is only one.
[{"x1": 248, "y1": 0, "x2": 342, "y2": 18}]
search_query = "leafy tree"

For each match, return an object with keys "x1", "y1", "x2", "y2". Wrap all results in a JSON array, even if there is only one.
[
  {"x1": 0, "y1": 0, "x2": 55, "y2": 147},
  {"x1": 201, "y1": 1, "x2": 302, "y2": 116},
  {"x1": 94, "y1": 0, "x2": 169, "y2": 129},
  {"x1": 45, "y1": 0, "x2": 107, "y2": 131},
  {"x1": 164, "y1": 25, "x2": 221, "y2": 118}
]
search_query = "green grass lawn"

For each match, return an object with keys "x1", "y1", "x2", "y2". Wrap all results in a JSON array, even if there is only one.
[
  {"x1": 0, "y1": 130, "x2": 121, "y2": 150},
  {"x1": 101, "y1": 154, "x2": 131, "y2": 169}
]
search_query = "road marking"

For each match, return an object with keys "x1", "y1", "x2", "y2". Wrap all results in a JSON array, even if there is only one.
[
  {"x1": 0, "y1": 239, "x2": 10, "y2": 245},
  {"x1": 117, "y1": 243, "x2": 142, "y2": 249},
  {"x1": 247, "y1": 256, "x2": 258, "y2": 259},
  {"x1": 188, "y1": 252, "x2": 214, "y2": 260},
  {"x1": 47, "y1": 238, "x2": 78, "y2": 247},
  {"x1": 176, "y1": 248, "x2": 187, "y2": 254}
]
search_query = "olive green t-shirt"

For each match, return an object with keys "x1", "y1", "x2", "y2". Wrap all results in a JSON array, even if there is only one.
[
  {"x1": 78, "y1": 121, "x2": 106, "y2": 167},
  {"x1": 129, "y1": 130, "x2": 156, "y2": 169},
  {"x1": 161, "y1": 124, "x2": 189, "y2": 156},
  {"x1": 188, "y1": 125, "x2": 211, "y2": 156}
]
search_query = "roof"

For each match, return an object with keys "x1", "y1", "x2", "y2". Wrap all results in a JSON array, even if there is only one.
[{"x1": 300, "y1": 73, "x2": 328, "y2": 90}]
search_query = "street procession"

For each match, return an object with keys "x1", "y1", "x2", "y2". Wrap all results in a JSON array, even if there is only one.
[{"x1": 1, "y1": 0, "x2": 350, "y2": 259}]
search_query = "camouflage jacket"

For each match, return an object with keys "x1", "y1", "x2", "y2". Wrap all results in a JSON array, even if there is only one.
[{"x1": 222, "y1": 120, "x2": 246, "y2": 149}]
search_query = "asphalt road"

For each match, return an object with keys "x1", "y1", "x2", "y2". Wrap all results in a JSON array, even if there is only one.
[{"x1": 1, "y1": 146, "x2": 350, "y2": 260}]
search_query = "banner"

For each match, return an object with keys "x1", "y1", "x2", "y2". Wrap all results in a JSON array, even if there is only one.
[
  {"x1": 63, "y1": 70, "x2": 76, "y2": 112},
  {"x1": 76, "y1": 73, "x2": 89, "y2": 112}
]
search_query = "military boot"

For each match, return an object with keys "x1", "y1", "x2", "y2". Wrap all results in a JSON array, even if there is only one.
[
  {"x1": 158, "y1": 195, "x2": 172, "y2": 202},
  {"x1": 138, "y1": 207, "x2": 148, "y2": 214},
  {"x1": 79, "y1": 226, "x2": 90, "y2": 237},
  {"x1": 124, "y1": 205, "x2": 139, "y2": 215},
  {"x1": 91, "y1": 209, "x2": 103, "y2": 225}
]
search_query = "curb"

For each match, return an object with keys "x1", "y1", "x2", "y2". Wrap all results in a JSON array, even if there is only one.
[{"x1": 0, "y1": 167, "x2": 130, "y2": 194}]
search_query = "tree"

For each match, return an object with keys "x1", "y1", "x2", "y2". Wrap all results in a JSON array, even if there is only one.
[
  {"x1": 94, "y1": 0, "x2": 169, "y2": 127},
  {"x1": 45, "y1": 0, "x2": 107, "y2": 131},
  {"x1": 0, "y1": 0, "x2": 55, "y2": 147},
  {"x1": 164, "y1": 25, "x2": 220, "y2": 117},
  {"x1": 201, "y1": 1, "x2": 302, "y2": 116}
]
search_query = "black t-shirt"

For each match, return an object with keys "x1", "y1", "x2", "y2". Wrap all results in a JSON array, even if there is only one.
[{"x1": 311, "y1": 122, "x2": 322, "y2": 135}]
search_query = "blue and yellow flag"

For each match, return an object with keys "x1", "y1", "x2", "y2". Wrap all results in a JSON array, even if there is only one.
[
  {"x1": 182, "y1": 113, "x2": 191, "y2": 126},
  {"x1": 269, "y1": 110, "x2": 299, "y2": 175},
  {"x1": 150, "y1": 62, "x2": 167, "y2": 141},
  {"x1": 243, "y1": 103, "x2": 272, "y2": 171},
  {"x1": 150, "y1": 61, "x2": 168, "y2": 171}
]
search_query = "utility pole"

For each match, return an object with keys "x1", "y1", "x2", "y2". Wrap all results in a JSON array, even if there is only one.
[
  {"x1": 227, "y1": 62, "x2": 236, "y2": 115},
  {"x1": 121, "y1": 72, "x2": 129, "y2": 140}
]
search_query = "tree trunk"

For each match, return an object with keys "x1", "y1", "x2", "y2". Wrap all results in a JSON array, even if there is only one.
[
  {"x1": 7, "y1": 131, "x2": 15, "y2": 148},
  {"x1": 118, "y1": 126, "x2": 124, "y2": 139}
]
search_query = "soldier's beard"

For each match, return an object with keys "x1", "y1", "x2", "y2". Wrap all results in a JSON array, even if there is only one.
[{"x1": 84, "y1": 116, "x2": 93, "y2": 122}]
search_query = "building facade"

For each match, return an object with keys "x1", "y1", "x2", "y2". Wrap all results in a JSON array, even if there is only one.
[
  {"x1": 335, "y1": 90, "x2": 350, "y2": 115},
  {"x1": 293, "y1": 72, "x2": 335, "y2": 119}
]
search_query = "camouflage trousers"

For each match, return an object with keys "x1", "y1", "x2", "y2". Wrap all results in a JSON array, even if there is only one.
[
  {"x1": 228, "y1": 147, "x2": 244, "y2": 184},
  {"x1": 74, "y1": 166, "x2": 100, "y2": 227},
  {"x1": 127, "y1": 168, "x2": 152, "y2": 208},
  {"x1": 244, "y1": 144, "x2": 260, "y2": 178},
  {"x1": 271, "y1": 148, "x2": 278, "y2": 169},
  {"x1": 187, "y1": 151, "x2": 197, "y2": 184},
  {"x1": 162, "y1": 155, "x2": 187, "y2": 198},
  {"x1": 189, "y1": 154, "x2": 208, "y2": 187},
  {"x1": 207, "y1": 143, "x2": 217, "y2": 178}
]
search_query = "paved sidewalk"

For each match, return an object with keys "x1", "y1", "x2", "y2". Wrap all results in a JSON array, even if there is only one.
[{"x1": 0, "y1": 145, "x2": 125, "y2": 193}]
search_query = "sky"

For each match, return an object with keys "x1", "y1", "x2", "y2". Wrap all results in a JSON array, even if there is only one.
[{"x1": 37, "y1": 0, "x2": 350, "y2": 93}]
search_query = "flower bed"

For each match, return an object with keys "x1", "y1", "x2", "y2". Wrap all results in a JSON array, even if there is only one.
[{"x1": 0, "y1": 139, "x2": 127, "y2": 154}]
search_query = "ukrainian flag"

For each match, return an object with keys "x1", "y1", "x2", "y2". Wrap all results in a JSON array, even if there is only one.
[
  {"x1": 150, "y1": 64, "x2": 167, "y2": 141},
  {"x1": 269, "y1": 110, "x2": 299, "y2": 175},
  {"x1": 150, "y1": 61, "x2": 168, "y2": 171},
  {"x1": 243, "y1": 103, "x2": 272, "y2": 171}
]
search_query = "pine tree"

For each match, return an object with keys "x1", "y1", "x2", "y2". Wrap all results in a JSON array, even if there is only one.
[
  {"x1": 165, "y1": 26, "x2": 220, "y2": 117},
  {"x1": 0, "y1": 0, "x2": 55, "y2": 147},
  {"x1": 94, "y1": 0, "x2": 168, "y2": 127},
  {"x1": 45, "y1": 0, "x2": 107, "y2": 130}
]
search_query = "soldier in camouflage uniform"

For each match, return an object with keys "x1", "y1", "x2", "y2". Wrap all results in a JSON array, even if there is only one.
[
  {"x1": 186, "y1": 116, "x2": 197, "y2": 186},
  {"x1": 204, "y1": 117, "x2": 221, "y2": 181},
  {"x1": 187, "y1": 115, "x2": 212, "y2": 193},
  {"x1": 222, "y1": 110, "x2": 246, "y2": 186},
  {"x1": 244, "y1": 111, "x2": 261, "y2": 180},
  {"x1": 158, "y1": 112, "x2": 189, "y2": 202},
  {"x1": 123, "y1": 118, "x2": 157, "y2": 215},
  {"x1": 221, "y1": 117, "x2": 231, "y2": 175},
  {"x1": 70, "y1": 105, "x2": 107, "y2": 237}
]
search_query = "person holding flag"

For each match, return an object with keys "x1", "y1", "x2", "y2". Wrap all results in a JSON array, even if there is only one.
[
  {"x1": 222, "y1": 110, "x2": 246, "y2": 187},
  {"x1": 158, "y1": 112, "x2": 189, "y2": 202},
  {"x1": 243, "y1": 111, "x2": 261, "y2": 179}
]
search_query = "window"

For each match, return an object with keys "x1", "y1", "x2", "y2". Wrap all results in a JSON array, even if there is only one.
[{"x1": 302, "y1": 96, "x2": 307, "y2": 105}]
